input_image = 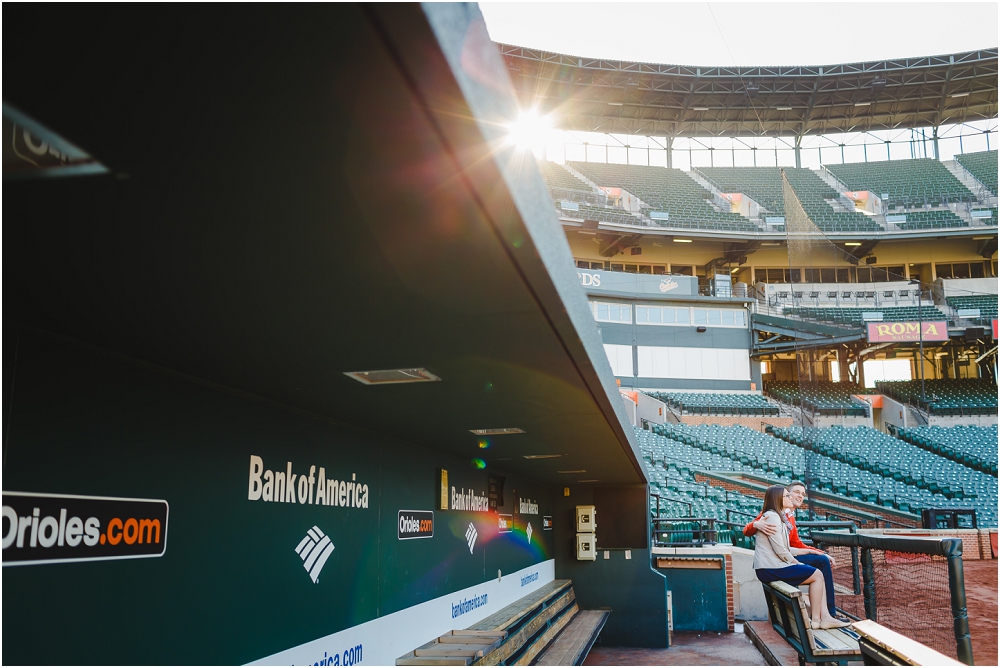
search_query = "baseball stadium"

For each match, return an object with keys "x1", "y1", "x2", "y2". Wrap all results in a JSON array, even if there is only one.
[{"x1": 3, "y1": 4, "x2": 997, "y2": 667}]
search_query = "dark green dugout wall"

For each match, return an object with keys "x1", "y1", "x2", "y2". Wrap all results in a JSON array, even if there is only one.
[{"x1": 3, "y1": 332, "x2": 554, "y2": 665}]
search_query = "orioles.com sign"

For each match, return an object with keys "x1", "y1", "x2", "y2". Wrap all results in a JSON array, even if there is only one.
[{"x1": 866, "y1": 321, "x2": 948, "y2": 343}]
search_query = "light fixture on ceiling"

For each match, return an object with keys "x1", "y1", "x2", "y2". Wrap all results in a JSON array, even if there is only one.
[
  {"x1": 577, "y1": 479, "x2": 600, "y2": 483},
  {"x1": 523, "y1": 454, "x2": 563, "y2": 460},
  {"x1": 844, "y1": 242, "x2": 862, "y2": 246},
  {"x1": 556, "y1": 470, "x2": 587, "y2": 474},
  {"x1": 608, "y1": 101, "x2": 624, "y2": 106},
  {"x1": 950, "y1": 92, "x2": 970, "y2": 98},
  {"x1": 469, "y1": 428, "x2": 525, "y2": 436},
  {"x1": 674, "y1": 238, "x2": 692, "y2": 243},
  {"x1": 344, "y1": 368, "x2": 441, "y2": 385},
  {"x1": 692, "y1": 106, "x2": 710, "y2": 111},
  {"x1": 854, "y1": 102, "x2": 871, "y2": 107},
  {"x1": 776, "y1": 106, "x2": 793, "y2": 111}
]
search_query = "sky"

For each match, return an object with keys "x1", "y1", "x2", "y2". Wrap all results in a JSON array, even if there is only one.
[{"x1": 480, "y1": 2, "x2": 998, "y2": 67}]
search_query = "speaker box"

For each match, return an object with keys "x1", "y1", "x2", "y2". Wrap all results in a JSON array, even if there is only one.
[{"x1": 965, "y1": 327, "x2": 984, "y2": 341}]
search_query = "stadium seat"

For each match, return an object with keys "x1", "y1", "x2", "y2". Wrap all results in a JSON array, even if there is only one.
[{"x1": 954, "y1": 150, "x2": 998, "y2": 196}]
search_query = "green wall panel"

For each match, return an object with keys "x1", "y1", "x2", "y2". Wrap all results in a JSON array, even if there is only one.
[{"x1": 2, "y1": 334, "x2": 553, "y2": 664}]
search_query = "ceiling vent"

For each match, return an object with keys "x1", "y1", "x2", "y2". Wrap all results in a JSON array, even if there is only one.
[
  {"x1": 344, "y1": 368, "x2": 441, "y2": 385},
  {"x1": 469, "y1": 428, "x2": 525, "y2": 436}
]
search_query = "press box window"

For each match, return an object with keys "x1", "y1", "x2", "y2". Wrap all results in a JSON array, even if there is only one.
[
  {"x1": 635, "y1": 306, "x2": 690, "y2": 326},
  {"x1": 590, "y1": 301, "x2": 632, "y2": 324}
]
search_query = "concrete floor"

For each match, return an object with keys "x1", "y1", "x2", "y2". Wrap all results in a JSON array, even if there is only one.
[{"x1": 583, "y1": 627, "x2": 768, "y2": 666}]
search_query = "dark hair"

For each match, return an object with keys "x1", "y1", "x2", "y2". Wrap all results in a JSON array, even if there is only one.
[
  {"x1": 787, "y1": 481, "x2": 806, "y2": 492},
  {"x1": 761, "y1": 485, "x2": 786, "y2": 517}
]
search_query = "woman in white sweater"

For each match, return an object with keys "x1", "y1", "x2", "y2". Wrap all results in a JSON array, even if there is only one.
[{"x1": 753, "y1": 485, "x2": 850, "y2": 629}]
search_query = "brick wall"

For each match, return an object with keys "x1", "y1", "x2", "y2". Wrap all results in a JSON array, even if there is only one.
[{"x1": 723, "y1": 553, "x2": 735, "y2": 631}]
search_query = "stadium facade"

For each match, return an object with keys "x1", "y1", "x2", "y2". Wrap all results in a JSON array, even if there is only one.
[{"x1": 3, "y1": 3, "x2": 997, "y2": 665}]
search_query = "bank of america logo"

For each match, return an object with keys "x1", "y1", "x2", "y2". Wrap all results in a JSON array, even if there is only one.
[
  {"x1": 465, "y1": 523, "x2": 478, "y2": 554},
  {"x1": 526, "y1": 522, "x2": 533, "y2": 543},
  {"x1": 294, "y1": 526, "x2": 335, "y2": 584}
]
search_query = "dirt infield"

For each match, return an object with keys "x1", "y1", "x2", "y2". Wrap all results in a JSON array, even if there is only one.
[
  {"x1": 964, "y1": 559, "x2": 998, "y2": 666},
  {"x1": 822, "y1": 547, "x2": 997, "y2": 664}
]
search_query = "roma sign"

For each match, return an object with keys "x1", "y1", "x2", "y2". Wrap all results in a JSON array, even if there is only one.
[{"x1": 866, "y1": 321, "x2": 949, "y2": 343}]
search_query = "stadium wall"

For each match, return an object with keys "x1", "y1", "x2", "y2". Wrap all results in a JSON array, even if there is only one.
[
  {"x1": 552, "y1": 484, "x2": 670, "y2": 647},
  {"x1": 2, "y1": 332, "x2": 557, "y2": 665}
]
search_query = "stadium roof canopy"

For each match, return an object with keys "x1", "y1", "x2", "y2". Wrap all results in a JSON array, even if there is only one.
[{"x1": 498, "y1": 44, "x2": 999, "y2": 137}]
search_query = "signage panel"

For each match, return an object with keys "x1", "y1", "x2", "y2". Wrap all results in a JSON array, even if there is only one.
[
  {"x1": 2, "y1": 491, "x2": 168, "y2": 567},
  {"x1": 498, "y1": 514, "x2": 512, "y2": 533},
  {"x1": 577, "y1": 270, "x2": 698, "y2": 297},
  {"x1": 397, "y1": 510, "x2": 434, "y2": 540},
  {"x1": 866, "y1": 321, "x2": 949, "y2": 343},
  {"x1": 542, "y1": 516, "x2": 553, "y2": 531}
]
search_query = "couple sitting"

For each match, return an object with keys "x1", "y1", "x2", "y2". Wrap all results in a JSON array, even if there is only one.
[{"x1": 749, "y1": 482, "x2": 851, "y2": 630}]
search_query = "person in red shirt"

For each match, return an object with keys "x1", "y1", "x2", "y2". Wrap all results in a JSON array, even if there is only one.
[{"x1": 744, "y1": 481, "x2": 841, "y2": 617}]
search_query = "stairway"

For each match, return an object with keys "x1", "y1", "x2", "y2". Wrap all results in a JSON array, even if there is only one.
[
  {"x1": 815, "y1": 167, "x2": 849, "y2": 192},
  {"x1": 942, "y1": 160, "x2": 994, "y2": 200}
]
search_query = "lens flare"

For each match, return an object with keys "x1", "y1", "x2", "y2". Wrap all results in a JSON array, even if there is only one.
[
  {"x1": 478, "y1": 439, "x2": 490, "y2": 449},
  {"x1": 471, "y1": 458, "x2": 486, "y2": 469}
]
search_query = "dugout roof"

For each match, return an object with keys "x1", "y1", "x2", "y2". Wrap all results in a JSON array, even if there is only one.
[
  {"x1": 3, "y1": 5, "x2": 645, "y2": 485},
  {"x1": 498, "y1": 44, "x2": 999, "y2": 137}
]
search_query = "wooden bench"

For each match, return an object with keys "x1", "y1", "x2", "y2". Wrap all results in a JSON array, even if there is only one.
[
  {"x1": 396, "y1": 580, "x2": 609, "y2": 666},
  {"x1": 850, "y1": 620, "x2": 964, "y2": 666},
  {"x1": 759, "y1": 580, "x2": 863, "y2": 666}
]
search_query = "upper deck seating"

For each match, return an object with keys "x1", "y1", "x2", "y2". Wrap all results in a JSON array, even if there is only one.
[
  {"x1": 538, "y1": 160, "x2": 594, "y2": 194},
  {"x1": 698, "y1": 166, "x2": 785, "y2": 216},
  {"x1": 557, "y1": 201, "x2": 640, "y2": 226},
  {"x1": 781, "y1": 305, "x2": 948, "y2": 326},
  {"x1": 827, "y1": 158, "x2": 975, "y2": 208},
  {"x1": 566, "y1": 162, "x2": 759, "y2": 231},
  {"x1": 946, "y1": 294, "x2": 998, "y2": 325},
  {"x1": 782, "y1": 168, "x2": 882, "y2": 232},
  {"x1": 894, "y1": 425, "x2": 998, "y2": 476},
  {"x1": 893, "y1": 209, "x2": 968, "y2": 230},
  {"x1": 954, "y1": 150, "x2": 998, "y2": 195},
  {"x1": 765, "y1": 381, "x2": 869, "y2": 416},
  {"x1": 875, "y1": 379, "x2": 998, "y2": 416},
  {"x1": 650, "y1": 391, "x2": 780, "y2": 416}
]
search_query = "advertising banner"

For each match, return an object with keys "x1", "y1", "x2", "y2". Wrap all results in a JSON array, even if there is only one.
[
  {"x1": 577, "y1": 270, "x2": 698, "y2": 297},
  {"x1": 2, "y1": 492, "x2": 168, "y2": 566},
  {"x1": 866, "y1": 321, "x2": 949, "y2": 343}
]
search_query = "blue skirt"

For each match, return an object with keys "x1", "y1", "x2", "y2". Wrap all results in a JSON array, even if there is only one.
[{"x1": 756, "y1": 564, "x2": 817, "y2": 586}]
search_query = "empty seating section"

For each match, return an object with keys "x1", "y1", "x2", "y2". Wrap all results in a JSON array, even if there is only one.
[
  {"x1": 652, "y1": 423, "x2": 987, "y2": 521},
  {"x1": 827, "y1": 158, "x2": 975, "y2": 208},
  {"x1": 895, "y1": 426, "x2": 998, "y2": 476},
  {"x1": 946, "y1": 294, "x2": 999, "y2": 326},
  {"x1": 876, "y1": 379, "x2": 998, "y2": 416},
  {"x1": 770, "y1": 426, "x2": 998, "y2": 526},
  {"x1": 954, "y1": 150, "x2": 998, "y2": 195},
  {"x1": 636, "y1": 428, "x2": 766, "y2": 547},
  {"x1": 567, "y1": 161, "x2": 758, "y2": 231},
  {"x1": 537, "y1": 160, "x2": 593, "y2": 194},
  {"x1": 782, "y1": 168, "x2": 882, "y2": 232},
  {"x1": 698, "y1": 166, "x2": 785, "y2": 216},
  {"x1": 781, "y1": 305, "x2": 948, "y2": 326},
  {"x1": 558, "y1": 201, "x2": 639, "y2": 226},
  {"x1": 765, "y1": 381, "x2": 869, "y2": 416},
  {"x1": 893, "y1": 209, "x2": 968, "y2": 229},
  {"x1": 649, "y1": 391, "x2": 779, "y2": 416}
]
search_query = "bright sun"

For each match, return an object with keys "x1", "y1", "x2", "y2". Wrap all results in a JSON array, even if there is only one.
[{"x1": 507, "y1": 110, "x2": 556, "y2": 156}]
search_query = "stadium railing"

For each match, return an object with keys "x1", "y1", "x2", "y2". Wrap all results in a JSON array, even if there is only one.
[{"x1": 810, "y1": 531, "x2": 973, "y2": 665}]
